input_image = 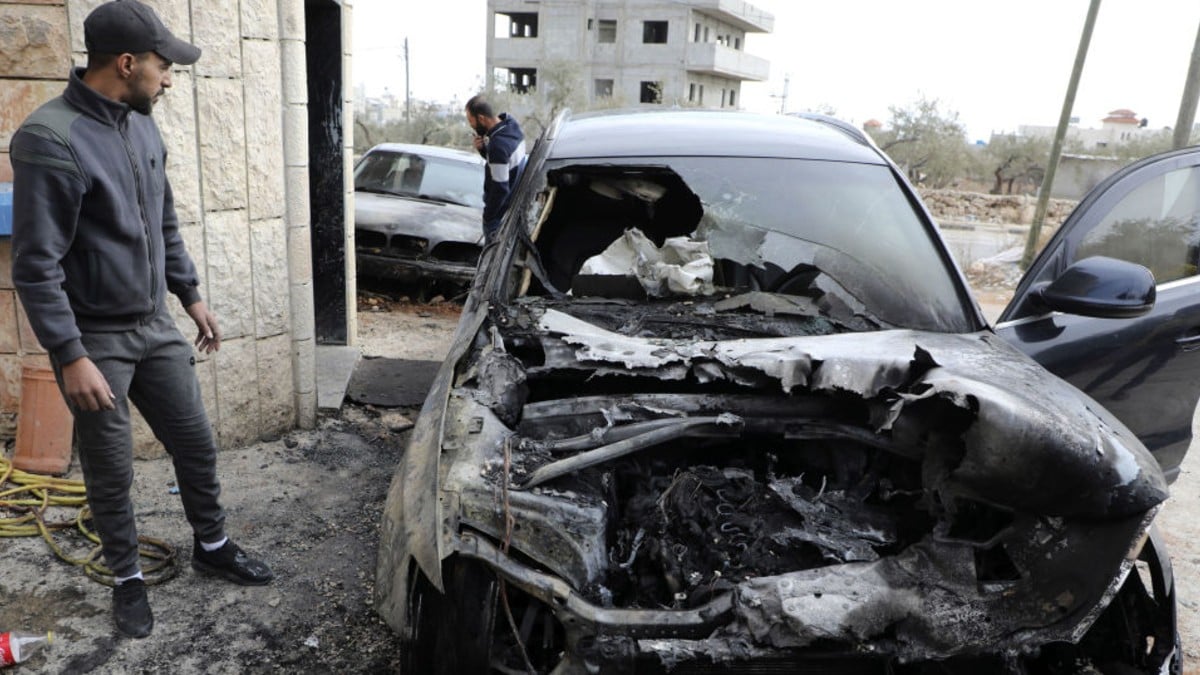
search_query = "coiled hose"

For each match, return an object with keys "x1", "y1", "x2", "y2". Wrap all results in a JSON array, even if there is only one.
[{"x1": 0, "y1": 455, "x2": 176, "y2": 586}]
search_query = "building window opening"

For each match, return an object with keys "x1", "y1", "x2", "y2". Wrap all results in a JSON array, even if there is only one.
[
  {"x1": 694, "y1": 23, "x2": 701, "y2": 42},
  {"x1": 640, "y1": 81, "x2": 662, "y2": 104},
  {"x1": 643, "y1": 20, "x2": 668, "y2": 44},
  {"x1": 595, "y1": 79, "x2": 614, "y2": 98},
  {"x1": 729, "y1": 90, "x2": 736, "y2": 107},
  {"x1": 699, "y1": 84, "x2": 704, "y2": 104},
  {"x1": 496, "y1": 12, "x2": 538, "y2": 38},
  {"x1": 505, "y1": 67, "x2": 537, "y2": 94},
  {"x1": 720, "y1": 89, "x2": 726, "y2": 108},
  {"x1": 689, "y1": 83, "x2": 696, "y2": 102},
  {"x1": 703, "y1": 26, "x2": 710, "y2": 41},
  {"x1": 588, "y1": 18, "x2": 594, "y2": 30},
  {"x1": 734, "y1": 36, "x2": 741, "y2": 49},
  {"x1": 598, "y1": 19, "x2": 617, "y2": 43}
]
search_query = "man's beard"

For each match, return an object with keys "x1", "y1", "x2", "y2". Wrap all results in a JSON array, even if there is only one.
[
  {"x1": 474, "y1": 123, "x2": 487, "y2": 136},
  {"x1": 130, "y1": 91, "x2": 157, "y2": 115}
]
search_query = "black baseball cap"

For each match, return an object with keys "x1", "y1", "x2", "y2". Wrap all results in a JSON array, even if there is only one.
[{"x1": 84, "y1": 0, "x2": 201, "y2": 65}]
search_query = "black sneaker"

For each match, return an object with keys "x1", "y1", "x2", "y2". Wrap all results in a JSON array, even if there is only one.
[
  {"x1": 192, "y1": 539, "x2": 274, "y2": 586},
  {"x1": 113, "y1": 579, "x2": 153, "y2": 638}
]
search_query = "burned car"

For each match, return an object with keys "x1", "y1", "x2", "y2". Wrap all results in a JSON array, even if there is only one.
[
  {"x1": 354, "y1": 142, "x2": 485, "y2": 285},
  {"x1": 376, "y1": 110, "x2": 1193, "y2": 673}
]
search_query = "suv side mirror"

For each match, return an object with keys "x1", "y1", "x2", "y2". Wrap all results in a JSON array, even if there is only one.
[{"x1": 1029, "y1": 256, "x2": 1156, "y2": 319}]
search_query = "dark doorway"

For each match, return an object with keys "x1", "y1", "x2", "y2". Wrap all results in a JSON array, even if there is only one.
[{"x1": 307, "y1": 0, "x2": 347, "y2": 344}]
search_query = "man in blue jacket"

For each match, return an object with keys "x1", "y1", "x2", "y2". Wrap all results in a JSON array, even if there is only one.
[
  {"x1": 10, "y1": 0, "x2": 272, "y2": 639},
  {"x1": 465, "y1": 95, "x2": 526, "y2": 240}
]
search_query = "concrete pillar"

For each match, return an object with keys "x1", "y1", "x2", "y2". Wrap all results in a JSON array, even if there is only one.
[{"x1": 279, "y1": 0, "x2": 317, "y2": 428}]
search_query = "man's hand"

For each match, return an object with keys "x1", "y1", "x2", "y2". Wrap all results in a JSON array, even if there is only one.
[
  {"x1": 185, "y1": 300, "x2": 222, "y2": 354},
  {"x1": 473, "y1": 134, "x2": 485, "y2": 152},
  {"x1": 62, "y1": 357, "x2": 116, "y2": 412}
]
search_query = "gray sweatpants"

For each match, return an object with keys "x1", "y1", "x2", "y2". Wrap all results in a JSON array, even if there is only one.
[{"x1": 52, "y1": 312, "x2": 226, "y2": 579}]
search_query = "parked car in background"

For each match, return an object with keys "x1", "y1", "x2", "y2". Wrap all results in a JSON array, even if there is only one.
[
  {"x1": 354, "y1": 143, "x2": 485, "y2": 286},
  {"x1": 376, "y1": 110, "x2": 1191, "y2": 674}
]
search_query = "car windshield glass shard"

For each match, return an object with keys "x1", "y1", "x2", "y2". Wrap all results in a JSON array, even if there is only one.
[
  {"x1": 522, "y1": 159, "x2": 972, "y2": 333},
  {"x1": 354, "y1": 151, "x2": 485, "y2": 209}
]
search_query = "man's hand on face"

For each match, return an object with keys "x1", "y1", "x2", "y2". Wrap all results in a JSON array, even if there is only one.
[
  {"x1": 473, "y1": 134, "x2": 485, "y2": 152},
  {"x1": 185, "y1": 300, "x2": 222, "y2": 354},
  {"x1": 62, "y1": 357, "x2": 116, "y2": 412}
]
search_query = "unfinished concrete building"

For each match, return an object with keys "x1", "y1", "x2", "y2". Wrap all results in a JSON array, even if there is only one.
[{"x1": 486, "y1": 0, "x2": 773, "y2": 109}]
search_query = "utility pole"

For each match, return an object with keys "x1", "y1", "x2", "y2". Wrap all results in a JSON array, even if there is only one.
[
  {"x1": 1022, "y1": 0, "x2": 1102, "y2": 269},
  {"x1": 771, "y1": 74, "x2": 789, "y2": 115},
  {"x1": 1173, "y1": 21, "x2": 1200, "y2": 149},
  {"x1": 404, "y1": 37, "x2": 412, "y2": 122}
]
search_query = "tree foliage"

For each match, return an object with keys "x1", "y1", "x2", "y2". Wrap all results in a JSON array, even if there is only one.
[
  {"x1": 983, "y1": 134, "x2": 1051, "y2": 194},
  {"x1": 867, "y1": 95, "x2": 971, "y2": 188}
]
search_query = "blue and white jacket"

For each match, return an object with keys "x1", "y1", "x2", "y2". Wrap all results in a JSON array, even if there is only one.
[{"x1": 478, "y1": 113, "x2": 526, "y2": 237}]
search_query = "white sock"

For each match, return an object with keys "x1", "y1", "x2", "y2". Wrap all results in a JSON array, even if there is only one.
[
  {"x1": 114, "y1": 571, "x2": 144, "y2": 585},
  {"x1": 200, "y1": 536, "x2": 228, "y2": 552}
]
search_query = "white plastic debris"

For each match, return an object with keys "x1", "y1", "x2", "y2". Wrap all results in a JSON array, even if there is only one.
[{"x1": 579, "y1": 228, "x2": 714, "y2": 297}]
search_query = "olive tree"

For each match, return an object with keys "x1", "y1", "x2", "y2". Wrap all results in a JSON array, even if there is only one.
[{"x1": 867, "y1": 96, "x2": 972, "y2": 188}]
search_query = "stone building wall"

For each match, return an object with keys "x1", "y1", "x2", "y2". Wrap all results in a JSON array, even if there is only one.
[{"x1": 0, "y1": 0, "x2": 336, "y2": 456}]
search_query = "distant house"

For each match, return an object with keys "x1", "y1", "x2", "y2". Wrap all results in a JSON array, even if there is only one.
[
  {"x1": 1020, "y1": 108, "x2": 1158, "y2": 152},
  {"x1": 486, "y1": 0, "x2": 774, "y2": 109}
]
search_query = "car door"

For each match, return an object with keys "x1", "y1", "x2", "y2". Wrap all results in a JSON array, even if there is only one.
[{"x1": 996, "y1": 147, "x2": 1200, "y2": 482}]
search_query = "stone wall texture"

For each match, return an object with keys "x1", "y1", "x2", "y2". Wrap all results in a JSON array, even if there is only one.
[{"x1": 0, "y1": 0, "x2": 346, "y2": 456}]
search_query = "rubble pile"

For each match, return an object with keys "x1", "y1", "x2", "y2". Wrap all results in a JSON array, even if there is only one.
[{"x1": 919, "y1": 189, "x2": 1076, "y2": 228}]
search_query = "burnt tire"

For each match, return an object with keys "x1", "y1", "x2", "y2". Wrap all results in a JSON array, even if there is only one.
[{"x1": 401, "y1": 556, "x2": 499, "y2": 675}]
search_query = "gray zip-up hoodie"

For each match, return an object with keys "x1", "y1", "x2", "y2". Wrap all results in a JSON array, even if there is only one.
[{"x1": 10, "y1": 68, "x2": 202, "y2": 365}]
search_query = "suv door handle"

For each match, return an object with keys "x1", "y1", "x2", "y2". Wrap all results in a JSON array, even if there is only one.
[{"x1": 1176, "y1": 333, "x2": 1200, "y2": 351}]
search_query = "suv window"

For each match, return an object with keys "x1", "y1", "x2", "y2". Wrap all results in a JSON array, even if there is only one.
[
  {"x1": 1076, "y1": 165, "x2": 1200, "y2": 285},
  {"x1": 522, "y1": 157, "x2": 974, "y2": 333}
]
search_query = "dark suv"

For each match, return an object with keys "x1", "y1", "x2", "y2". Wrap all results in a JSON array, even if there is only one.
[{"x1": 376, "y1": 110, "x2": 1189, "y2": 674}]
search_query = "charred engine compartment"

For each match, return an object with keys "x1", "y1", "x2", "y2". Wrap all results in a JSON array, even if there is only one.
[{"x1": 556, "y1": 424, "x2": 936, "y2": 611}]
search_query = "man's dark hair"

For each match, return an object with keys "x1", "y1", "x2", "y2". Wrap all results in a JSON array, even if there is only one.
[{"x1": 465, "y1": 95, "x2": 495, "y2": 118}]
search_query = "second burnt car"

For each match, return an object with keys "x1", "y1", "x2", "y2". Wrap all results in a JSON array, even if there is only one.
[
  {"x1": 376, "y1": 110, "x2": 1194, "y2": 673},
  {"x1": 354, "y1": 142, "x2": 485, "y2": 285}
]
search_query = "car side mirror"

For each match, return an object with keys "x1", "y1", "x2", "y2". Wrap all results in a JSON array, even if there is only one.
[{"x1": 1029, "y1": 256, "x2": 1155, "y2": 319}]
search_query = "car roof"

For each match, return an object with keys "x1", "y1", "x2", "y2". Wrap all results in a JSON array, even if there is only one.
[
  {"x1": 549, "y1": 110, "x2": 887, "y2": 164},
  {"x1": 365, "y1": 142, "x2": 485, "y2": 165}
]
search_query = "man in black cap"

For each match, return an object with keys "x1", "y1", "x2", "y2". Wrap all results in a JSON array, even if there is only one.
[{"x1": 10, "y1": 0, "x2": 273, "y2": 639}]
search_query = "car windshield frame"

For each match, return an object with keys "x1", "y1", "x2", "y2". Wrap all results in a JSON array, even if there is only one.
[{"x1": 497, "y1": 155, "x2": 980, "y2": 334}]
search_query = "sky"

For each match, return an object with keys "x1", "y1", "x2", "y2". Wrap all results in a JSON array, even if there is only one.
[{"x1": 352, "y1": 0, "x2": 1200, "y2": 143}]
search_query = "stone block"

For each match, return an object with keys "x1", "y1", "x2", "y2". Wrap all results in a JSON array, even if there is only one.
[
  {"x1": 256, "y1": 333, "x2": 294, "y2": 436},
  {"x1": 213, "y1": 336, "x2": 258, "y2": 448},
  {"x1": 142, "y1": 0, "x2": 192, "y2": 44},
  {"x1": 0, "y1": 354, "x2": 19, "y2": 412},
  {"x1": 292, "y1": 336, "x2": 314, "y2": 395},
  {"x1": 0, "y1": 151, "x2": 11, "y2": 182},
  {"x1": 283, "y1": 102, "x2": 308, "y2": 166},
  {"x1": 191, "y1": 0, "x2": 240, "y2": 78},
  {"x1": 65, "y1": 0, "x2": 105, "y2": 53},
  {"x1": 156, "y1": 69, "x2": 201, "y2": 225},
  {"x1": 0, "y1": 290, "x2": 18, "y2": 353},
  {"x1": 203, "y1": 209, "x2": 254, "y2": 340},
  {"x1": 280, "y1": 39, "x2": 306, "y2": 105},
  {"x1": 0, "y1": 79, "x2": 64, "y2": 148},
  {"x1": 241, "y1": 0, "x2": 278, "y2": 40},
  {"x1": 194, "y1": 356, "x2": 218, "y2": 431},
  {"x1": 242, "y1": 40, "x2": 285, "y2": 221},
  {"x1": 166, "y1": 224, "x2": 210, "y2": 350},
  {"x1": 197, "y1": 78, "x2": 247, "y2": 211},
  {"x1": 0, "y1": 5, "x2": 69, "y2": 79},
  {"x1": 284, "y1": 165, "x2": 309, "y2": 221},
  {"x1": 15, "y1": 299, "x2": 44, "y2": 353},
  {"x1": 251, "y1": 218, "x2": 289, "y2": 337},
  {"x1": 295, "y1": 388, "x2": 315, "y2": 429},
  {"x1": 289, "y1": 279, "x2": 313, "y2": 343},
  {"x1": 286, "y1": 222, "x2": 312, "y2": 283},
  {"x1": 0, "y1": 240, "x2": 11, "y2": 289},
  {"x1": 279, "y1": 0, "x2": 303, "y2": 41}
]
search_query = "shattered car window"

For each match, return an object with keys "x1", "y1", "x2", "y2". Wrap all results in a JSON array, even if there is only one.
[
  {"x1": 522, "y1": 158, "x2": 973, "y2": 333},
  {"x1": 354, "y1": 150, "x2": 485, "y2": 209}
]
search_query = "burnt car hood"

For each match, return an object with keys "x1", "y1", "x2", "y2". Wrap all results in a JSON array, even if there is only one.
[
  {"x1": 526, "y1": 307, "x2": 1167, "y2": 518},
  {"x1": 355, "y1": 191, "x2": 482, "y2": 243}
]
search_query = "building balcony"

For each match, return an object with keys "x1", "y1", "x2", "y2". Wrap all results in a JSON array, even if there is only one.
[
  {"x1": 685, "y1": 42, "x2": 769, "y2": 81},
  {"x1": 691, "y1": 0, "x2": 774, "y2": 33}
]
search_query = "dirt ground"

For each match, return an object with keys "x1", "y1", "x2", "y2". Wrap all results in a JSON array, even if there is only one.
[
  {"x1": 0, "y1": 298, "x2": 461, "y2": 674},
  {"x1": 7, "y1": 282, "x2": 1200, "y2": 673}
]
